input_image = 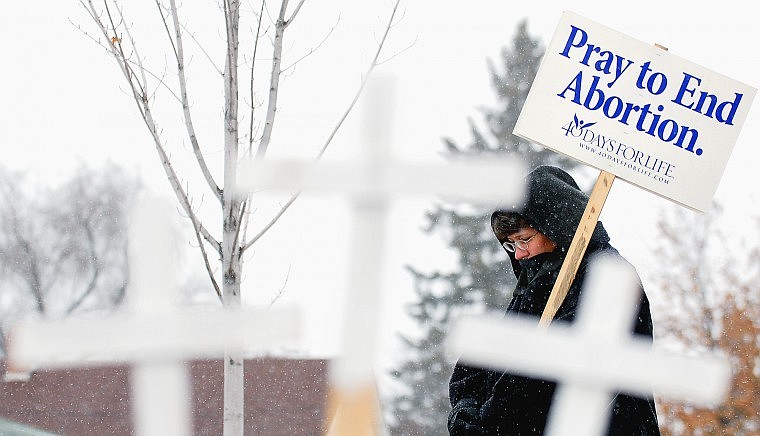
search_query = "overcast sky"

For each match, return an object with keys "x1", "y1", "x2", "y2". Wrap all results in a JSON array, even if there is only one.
[{"x1": 2, "y1": 2, "x2": 758, "y2": 369}]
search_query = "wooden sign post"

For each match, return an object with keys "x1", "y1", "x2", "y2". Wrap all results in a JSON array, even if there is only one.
[{"x1": 539, "y1": 170, "x2": 615, "y2": 325}]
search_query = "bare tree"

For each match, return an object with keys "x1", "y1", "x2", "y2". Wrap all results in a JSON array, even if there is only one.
[
  {"x1": 75, "y1": 1, "x2": 403, "y2": 433},
  {"x1": 649, "y1": 204, "x2": 760, "y2": 434},
  {"x1": 0, "y1": 165, "x2": 137, "y2": 355}
]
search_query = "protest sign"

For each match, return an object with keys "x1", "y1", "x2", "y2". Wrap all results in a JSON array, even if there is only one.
[{"x1": 515, "y1": 11, "x2": 756, "y2": 212}]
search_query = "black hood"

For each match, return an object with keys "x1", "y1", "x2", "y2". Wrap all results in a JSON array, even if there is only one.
[{"x1": 494, "y1": 165, "x2": 610, "y2": 273}]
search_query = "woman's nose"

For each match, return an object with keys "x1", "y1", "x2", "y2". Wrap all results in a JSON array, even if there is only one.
[{"x1": 514, "y1": 248, "x2": 529, "y2": 260}]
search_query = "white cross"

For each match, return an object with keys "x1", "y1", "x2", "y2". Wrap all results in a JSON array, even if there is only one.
[
  {"x1": 235, "y1": 76, "x2": 526, "y2": 434},
  {"x1": 8, "y1": 198, "x2": 302, "y2": 436},
  {"x1": 448, "y1": 254, "x2": 731, "y2": 436}
]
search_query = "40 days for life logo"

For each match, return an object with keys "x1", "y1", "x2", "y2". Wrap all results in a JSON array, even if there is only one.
[{"x1": 562, "y1": 114, "x2": 676, "y2": 185}]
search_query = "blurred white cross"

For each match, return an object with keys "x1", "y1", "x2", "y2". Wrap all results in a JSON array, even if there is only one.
[
  {"x1": 236, "y1": 76, "x2": 526, "y2": 435},
  {"x1": 8, "y1": 199, "x2": 301, "y2": 436},
  {"x1": 448, "y1": 255, "x2": 731, "y2": 436}
]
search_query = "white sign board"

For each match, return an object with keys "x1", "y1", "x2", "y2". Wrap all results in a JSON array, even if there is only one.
[{"x1": 514, "y1": 11, "x2": 756, "y2": 212}]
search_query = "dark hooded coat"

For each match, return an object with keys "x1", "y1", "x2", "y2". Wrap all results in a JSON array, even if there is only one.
[{"x1": 448, "y1": 166, "x2": 660, "y2": 435}]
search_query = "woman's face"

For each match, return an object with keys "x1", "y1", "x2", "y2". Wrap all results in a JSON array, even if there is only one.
[{"x1": 506, "y1": 227, "x2": 557, "y2": 260}]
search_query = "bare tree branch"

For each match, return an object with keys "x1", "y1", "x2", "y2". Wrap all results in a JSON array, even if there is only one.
[
  {"x1": 181, "y1": 21, "x2": 224, "y2": 75},
  {"x1": 284, "y1": 0, "x2": 305, "y2": 28},
  {"x1": 280, "y1": 15, "x2": 338, "y2": 73},
  {"x1": 315, "y1": 0, "x2": 400, "y2": 159},
  {"x1": 236, "y1": 0, "x2": 282, "y2": 258},
  {"x1": 238, "y1": 4, "x2": 268, "y2": 263},
  {"x1": 15, "y1": 228, "x2": 45, "y2": 314},
  {"x1": 242, "y1": 0, "x2": 402, "y2": 251},
  {"x1": 254, "y1": 0, "x2": 289, "y2": 160},
  {"x1": 376, "y1": 34, "x2": 417, "y2": 66},
  {"x1": 266, "y1": 264, "x2": 291, "y2": 309},
  {"x1": 65, "y1": 225, "x2": 102, "y2": 315},
  {"x1": 232, "y1": 200, "x2": 248, "y2": 265},
  {"x1": 182, "y1": 202, "x2": 224, "y2": 301},
  {"x1": 247, "y1": 0, "x2": 266, "y2": 155},
  {"x1": 167, "y1": 0, "x2": 223, "y2": 202},
  {"x1": 69, "y1": 19, "x2": 184, "y2": 104},
  {"x1": 155, "y1": 1, "x2": 179, "y2": 61},
  {"x1": 83, "y1": 0, "x2": 221, "y2": 257},
  {"x1": 243, "y1": 192, "x2": 298, "y2": 250},
  {"x1": 0, "y1": 179, "x2": 46, "y2": 314}
]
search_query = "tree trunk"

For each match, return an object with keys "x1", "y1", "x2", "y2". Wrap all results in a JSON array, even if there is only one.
[{"x1": 222, "y1": 1, "x2": 244, "y2": 434}]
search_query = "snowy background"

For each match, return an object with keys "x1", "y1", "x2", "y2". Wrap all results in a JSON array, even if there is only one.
[{"x1": 1, "y1": 0, "x2": 758, "y2": 383}]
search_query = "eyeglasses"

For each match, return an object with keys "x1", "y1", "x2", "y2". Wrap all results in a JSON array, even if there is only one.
[{"x1": 502, "y1": 233, "x2": 538, "y2": 253}]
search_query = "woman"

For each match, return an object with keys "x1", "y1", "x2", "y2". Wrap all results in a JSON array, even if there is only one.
[{"x1": 448, "y1": 165, "x2": 660, "y2": 435}]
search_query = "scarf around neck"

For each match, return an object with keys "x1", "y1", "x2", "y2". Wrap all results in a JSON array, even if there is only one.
[{"x1": 510, "y1": 250, "x2": 565, "y2": 316}]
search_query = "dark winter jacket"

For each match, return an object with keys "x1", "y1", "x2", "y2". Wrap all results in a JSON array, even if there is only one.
[{"x1": 448, "y1": 166, "x2": 660, "y2": 435}]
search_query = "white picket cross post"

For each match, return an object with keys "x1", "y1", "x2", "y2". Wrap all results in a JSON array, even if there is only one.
[
  {"x1": 236, "y1": 76, "x2": 526, "y2": 435},
  {"x1": 129, "y1": 199, "x2": 190, "y2": 436},
  {"x1": 449, "y1": 255, "x2": 731, "y2": 436},
  {"x1": 8, "y1": 198, "x2": 302, "y2": 436}
]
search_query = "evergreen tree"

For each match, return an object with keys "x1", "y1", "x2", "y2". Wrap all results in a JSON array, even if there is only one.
[{"x1": 386, "y1": 20, "x2": 580, "y2": 435}]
